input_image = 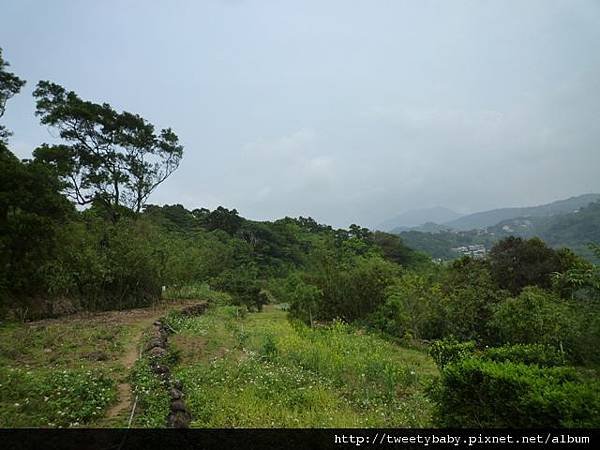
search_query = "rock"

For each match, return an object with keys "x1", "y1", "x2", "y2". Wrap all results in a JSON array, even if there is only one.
[
  {"x1": 181, "y1": 303, "x2": 208, "y2": 316},
  {"x1": 150, "y1": 363, "x2": 170, "y2": 377},
  {"x1": 85, "y1": 351, "x2": 108, "y2": 361},
  {"x1": 169, "y1": 388, "x2": 183, "y2": 400},
  {"x1": 145, "y1": 337, "x2": 166, "y2": 351},
  {"x1": 171, "y1": 379, "x2": 183, "y2": 390},
  {"x1": 167, "y1": 410, "x2": 191, "y2": 428},
  {"x1": 148, "y1": 346, "x2": 167, "y2": 358},
  {"x1": 170, "y1": 399, "x2": 188, "y2": 412}
]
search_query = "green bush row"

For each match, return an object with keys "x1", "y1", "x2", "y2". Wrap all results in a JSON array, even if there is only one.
[{"x1": 431, "y1": 357, "x2": 599, "y2": 427}]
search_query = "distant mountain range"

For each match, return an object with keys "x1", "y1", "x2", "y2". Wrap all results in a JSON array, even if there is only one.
[
  {"x1": 442, "y1": 193, "x2": 600, "y2": 231},
  {"x1": 388, "y1": 194, "x2": 600, "y2": 262},
  {"x1": 377, "y1": 206, "x2": 462, "y2": 231},
  {"x1": 379, "y1": 194, "x2": 600, "y2": 233}
]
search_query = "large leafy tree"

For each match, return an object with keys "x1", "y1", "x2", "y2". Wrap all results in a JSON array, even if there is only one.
[
  {"x1": 488, "y1": 236, "x2": 572, "y2": 295},
  {"x1": 32, "y1": 81, "x2": 183, "y2": 219},
  {"x1": 0, "y1": 47, "x2": 26, "y2": 144}
]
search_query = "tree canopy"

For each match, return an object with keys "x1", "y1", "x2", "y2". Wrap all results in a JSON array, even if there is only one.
[
  {"x1": 0, "y1": 48, "x2": 26, "y2": 144},
  {"x1": 32, "y1": 81, "x2": 183, "y2": 219}
]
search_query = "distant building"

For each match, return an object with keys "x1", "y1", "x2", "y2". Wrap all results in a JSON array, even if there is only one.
[{"x1": 451, "y1": 244, "x2": 487, "y2": 259}]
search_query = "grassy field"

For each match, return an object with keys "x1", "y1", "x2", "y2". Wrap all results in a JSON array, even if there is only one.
[
  {"x1": 0, "y1": 301, "x2": 439, "y2": 428},
  {"x1": 160, "y1": 304, "x2": 438, "y2": 428},
  {"x1": 0, "y1": 300, "x2": 195, "y2": 427}
]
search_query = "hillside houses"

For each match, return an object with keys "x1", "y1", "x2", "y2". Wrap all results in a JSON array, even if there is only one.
[{"x1": 451, "y1": 244, "x2": 487, "y2": 259}]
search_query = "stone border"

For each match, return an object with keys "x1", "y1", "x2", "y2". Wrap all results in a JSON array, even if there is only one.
[{"x1": 143, "y1": 302, "x2": 208, "y2": 428}]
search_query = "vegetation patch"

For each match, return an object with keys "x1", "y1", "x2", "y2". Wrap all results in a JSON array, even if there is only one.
[
  {"x1": 129, "y1": 357, "x2": 171, "y2": 427},
  {"x1": 170, "y1": 306, "x2": 437, "y2": 427},
  {"x1": 0, "y1": 367, "x2": 115, "y2": 427}
]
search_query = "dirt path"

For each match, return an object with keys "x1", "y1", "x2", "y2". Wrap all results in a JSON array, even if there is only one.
[
  {"x1": 86, "y1": 300, "x2": 201, "y2": 427},
  {"x1": 102, "y1": 316, "x2": 153, "y2": 425}
]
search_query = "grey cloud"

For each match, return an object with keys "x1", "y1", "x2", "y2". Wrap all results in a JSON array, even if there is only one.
[{"x1": 1, "y1": 0, "x2": 599, "y2": 228}]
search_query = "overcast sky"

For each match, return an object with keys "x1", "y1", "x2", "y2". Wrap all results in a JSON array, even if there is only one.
[{"x1": 2, "y1": 0, "x2": 600, "y2": 228}]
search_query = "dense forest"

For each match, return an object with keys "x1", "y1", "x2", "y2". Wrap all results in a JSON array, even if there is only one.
[{"x1": 1, "y1": 47, "x2": 599, "y2": 428}]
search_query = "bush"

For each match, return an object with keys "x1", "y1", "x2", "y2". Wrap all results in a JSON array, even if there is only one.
[
  {"x1": 163, "y1": 283, "x2": 231, "y2": 304},
  {"x1": 441, "y1": 257, "x2": 509, "y2": 343},
  {"x1": 210, "y1": 264, "x2": 263, "y2": 310},
  {"x1": 309, "y1": 255, "x2": 400, "y2": 322},
  {"x1": 482, "y1": 343, "x2": 566, "y2": 367},
  {"x1": 491, "y1": 287, "x2": 580, "y2": 359},
  {"x1": 432, "y1": 357, "x2": 600, "y2": 427},
  {"x1": 429, "y1": 338, "x2": 476, "y2": 369},
  {"x1": 371, "y1": 273, "x2": 445, "y2": 340}
]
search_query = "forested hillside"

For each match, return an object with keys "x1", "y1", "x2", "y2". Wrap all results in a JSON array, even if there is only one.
[
  {"x1": 397, "y1": 201, "x2": 600, "y2": 262},
  {"x1": 443, "y1": 194, "x2": 600, "y2": 231}
]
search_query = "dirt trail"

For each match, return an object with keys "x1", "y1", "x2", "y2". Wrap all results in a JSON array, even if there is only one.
[
  {"x1": 84, "y1": 300, "x2": 201, "y2": 427},
  {"x1": 103, "y1": 316, "x2": 154, "y2": 424}
]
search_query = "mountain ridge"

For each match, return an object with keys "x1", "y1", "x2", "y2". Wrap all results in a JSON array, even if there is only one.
[{"x1": 442, "y1": 193, "x2": 600, "y2": 231}]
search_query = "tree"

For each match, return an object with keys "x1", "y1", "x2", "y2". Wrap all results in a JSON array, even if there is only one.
[
  {"x1": 369, "y1": 231, "x2": 423, "y2": 266},
  {"x1": 287, "y1": 274, "x2": 322, "y2": 327},
  {"x1": 32, "y1": 81, "x2": 183, "y2": 220},
  {"x1": 0, "y1": 48, "x2": 26, "y2": 144},
  {"x1": 488, "y1": 237, "x2": 568, "y2": 295},
  {"x1": 200, "y1": 206, "x2": 243, "y2": 235},
  {"x1": 441, "y1": 256, "x2": 509, "y2": 343},
  {"x1": 491, "y1": 286, "x2": 578, "y2": 352},
  {"x1": 0, "y1": 148, "x2": 73, "y2": 302}
]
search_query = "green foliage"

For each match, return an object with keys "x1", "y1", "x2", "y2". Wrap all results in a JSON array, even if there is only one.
[
  {"x1": 305, "y1": 255, "x2": 401, "y2": 322},
  {"x1": 283, "y1": 274, "x2": 322, "y2": 326},
  {"x1": 33, "y1": 81, "x2": 183, "y2": 218},
  {"x1": 0, "y1": 148, "x2": 73, "y2": 310},
  {"x1": 130, "y1": 357, "x2": 170, "y2": 427},
  {"x1": 0, "y1": 47, "x2": 26, "y2": 143},
  {"x1": 491, "y1": 287, "x2": 580, "y2": 357},
  {"x1": 42, "y1": 217, "x2": 165, "y2": 312},
  {"x1": 368, "y1": 231, "x2": 427, "y2": 267},
  {"x1": 441, "y1": 257, "x2": 509, "y2": 343},
  {"x1": 482, "y1": 344, "x2": 566, "y2": 367},
  {"x1": 0, "y1": 367, "x2": 115, "y2": 427},
  {"x1": 371, "y1": 273, "x2": 445, "y2": 340},
  {"x1": 489, "y1": 237, "x2": 571, "y2": 295},
  {"x1": 163, "y1": 283, "x2": 232, "y2": 304},
  {"x1": 432, "y1": 357, "x2": 599, "y2": 427},
  {"x1": 210, "y1": 263, "x2": 264, "y2": 310},
  {"x1": 429, "y1": 338, "x2": 476, "y2": 369}
]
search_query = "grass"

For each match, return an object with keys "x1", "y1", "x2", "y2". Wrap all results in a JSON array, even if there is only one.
[
  {"x1": 0, "y1": 318, "x2": 130, "y2": 427},
  {"x1": 129, "y1": 356, "x2": 170, "y2": 427},
  {"x1": 0, "y1": 366, "x2": 116, "y2": 427},
  {"x1": 165, "y1": 304, "x2": 438, "y2": 427},
  {"x1": 163, "y1": 283, "x2": 232, "y2": 303},
  {"x1": 0, "y1": 306, "x2": 176, "y2": 428},
  {"x1": 0, "y1": 300, "x2": 439, "y2": 428},
  {"x1": 0, "y1": 321, "x2": 128, "y2": 370}
]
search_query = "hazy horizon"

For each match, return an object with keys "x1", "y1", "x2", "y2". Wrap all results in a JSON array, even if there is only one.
[{"x1": 2, "y1": 0, "x2": 600, "y2": 228}]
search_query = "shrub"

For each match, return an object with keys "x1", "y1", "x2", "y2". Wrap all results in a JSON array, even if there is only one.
[
  {"x1": 429, "y1": 338, "x2": 476, "y2": 369},
  {"x1": 491, "y1": 287, "x2": 580, "y2": 359},
  {"x1": 309, "y1": 255, "x2": 400, "y2": 322},
  {"x1": 163, "y1": 283, "x2": 231, "y2": 304},
  {"x1": 482, "y1": 343, "x2": 566, "y2": 367},
  {"x1": 370, "y1": 273, "x2": 445, "y2": 340},
  {"x1": 432, "y1": 357, "x2": 600, "y2": 427},
  {"x1": 441, "y1": 257, "x2": 509, "y2": 343}
]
